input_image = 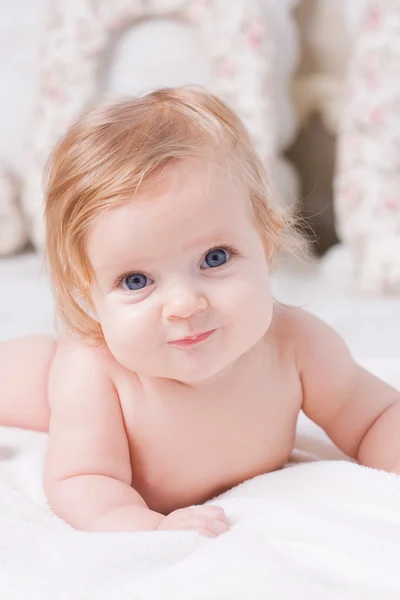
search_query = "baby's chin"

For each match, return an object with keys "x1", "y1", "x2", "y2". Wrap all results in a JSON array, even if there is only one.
[
  {"x1": 117, "y1": 348, "x2": 237, "y2": 386},
  {"x1": 141, "y1": 358, "x2": 231, "y2": 386},
  {"x1": 149, "y1": 344, "x2": 255, "y2": 386},
  {"x1": 167, "y1": 360, "x2": 233, "y2": 386}
]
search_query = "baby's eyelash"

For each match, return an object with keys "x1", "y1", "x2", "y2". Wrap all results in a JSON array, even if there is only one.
[
  {"x1": 206, "y1": 244, "x2": 239, "y2": 257},
  {"x1": 115, "y1": 272, "x2": 127, "y2": 288}
]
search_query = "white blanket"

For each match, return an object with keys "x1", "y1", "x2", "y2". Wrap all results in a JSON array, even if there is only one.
[{"x1": 1, "y1": 358, "x2": 400, "y2": 599}]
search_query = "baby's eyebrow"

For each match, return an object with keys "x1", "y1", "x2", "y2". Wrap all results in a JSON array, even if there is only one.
[
  {"x1": 181, "y1": 233, "x2": 234, "y2": 251},
  {"x1": 92, "y1": 252, "x2": 156, "y2": 274}
]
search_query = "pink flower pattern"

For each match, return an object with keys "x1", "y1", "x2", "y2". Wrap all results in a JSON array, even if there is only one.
[
  {"x1": 0, "y1": 166, "x2": 28, "y2": 255},
  {"x1": 335, "y1": 0, "x2": 400, "y2": 294}
]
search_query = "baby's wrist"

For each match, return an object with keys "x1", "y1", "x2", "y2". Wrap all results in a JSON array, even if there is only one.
[{"x1": 92, "y1": 505, "x2": 164, "y2": 532}]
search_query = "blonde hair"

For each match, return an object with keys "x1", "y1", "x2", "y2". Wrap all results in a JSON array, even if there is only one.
[{"x1": 45, "y1": 86, "x2": 306, "y2": 341}]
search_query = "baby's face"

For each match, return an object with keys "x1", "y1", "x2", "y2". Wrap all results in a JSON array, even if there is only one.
[{"x1": 86, "y1": 158, "x2": 273, "y2": 384}]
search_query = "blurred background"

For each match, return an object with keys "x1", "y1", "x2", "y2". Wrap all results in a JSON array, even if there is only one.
[{"x1": 0, "y1": 0, "x2": 399, "y2": 361}]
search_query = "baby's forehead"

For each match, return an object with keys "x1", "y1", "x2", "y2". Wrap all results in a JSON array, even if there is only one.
[
  {"x1": 87, "y1": 209, "x2": 244, "y2": 275},
  {"x1": 86, "y1": 159, "x2": 252, "y2": 268}
]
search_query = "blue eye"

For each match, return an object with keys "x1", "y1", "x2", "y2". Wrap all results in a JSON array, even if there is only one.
[
  {"x1": 121, "y1": 273, "x2": 151, "y2": 291},
  {"x1": 201, "y1": 247, "x2": 231, "y2": 269}
]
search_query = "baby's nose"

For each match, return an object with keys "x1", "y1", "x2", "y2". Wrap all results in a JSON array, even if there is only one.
[{"x1": 162, "y1": 286, "x2": 208, "y2": 320}]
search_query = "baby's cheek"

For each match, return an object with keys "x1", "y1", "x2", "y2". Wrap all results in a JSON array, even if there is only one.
[
  {"x1": 227, "y1": 275, "x2": 270, "y2": 310},
  {"x1": 229, "y1": 276, "x2": 272, "y2": 331},
  {"x1": 114, "y1": 309, "x2": 150, "y2": 348},
  {"x1": 100, "y1": 306, "x2": 150, "y2": 363}
]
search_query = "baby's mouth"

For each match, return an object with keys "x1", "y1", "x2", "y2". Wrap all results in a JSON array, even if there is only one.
[{"x1": 169, "y1": 329, "x2": 215, "y2": 348}]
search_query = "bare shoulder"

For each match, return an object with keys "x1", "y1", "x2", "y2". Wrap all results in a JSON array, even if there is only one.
[
  {"x1": 269, "y1": 304, "x2": 348, "y2": 371},
  {"x1": 54, "y1": 335, "x2": 111, "y2": 362},
  {"x1": 270, "y1": 303, "x2": 332, "y2": 337},
  {"x1": 51, "y1": 334, "x2": 125, "y2": 377},
  {"x1": 48, "y1": 337, "x2": 119, "y2": 410}
]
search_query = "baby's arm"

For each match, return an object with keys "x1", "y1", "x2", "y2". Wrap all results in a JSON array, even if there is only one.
[
  {"x1": 292, "y1": 310, "x2": 400, "y2": 472},
  {"x1": 44, "y1": 343, "x2": 163, "y2": 532}
]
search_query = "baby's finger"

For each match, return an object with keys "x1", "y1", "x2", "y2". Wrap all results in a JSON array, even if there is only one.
[
  {"x1": 205, "y1": 518, "x2": 230, "y2": 536},
  {"x1": 194, "y1": 505, "x2": 229, "y2": 523},
  {"x1": 195, "y1": 527, "x2": 218, "y2": 538},
  {"x1": 187, "y1": 516, "x2": 229, "y2": 537}
]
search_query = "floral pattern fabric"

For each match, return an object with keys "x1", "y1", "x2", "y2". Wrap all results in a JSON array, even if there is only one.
[
  {"x1": 334, "y1": 0, "x2": 400, "y2": 294},
  {"x1": 0, "y1": 165, "x2": 27, "y2": 255}
]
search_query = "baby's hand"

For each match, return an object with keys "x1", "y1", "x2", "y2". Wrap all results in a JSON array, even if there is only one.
[{"x1": 156, "y1": 505, "x2": 230, "y2": 537}]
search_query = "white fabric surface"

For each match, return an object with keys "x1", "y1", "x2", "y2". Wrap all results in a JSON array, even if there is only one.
[{"x1": 1, "y1": 247, "x2": 400, "y2": 598}]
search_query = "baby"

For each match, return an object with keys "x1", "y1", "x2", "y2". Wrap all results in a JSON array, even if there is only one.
[{"x1": 1, "y1": 87, "x2": 400, "y2": 537}]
